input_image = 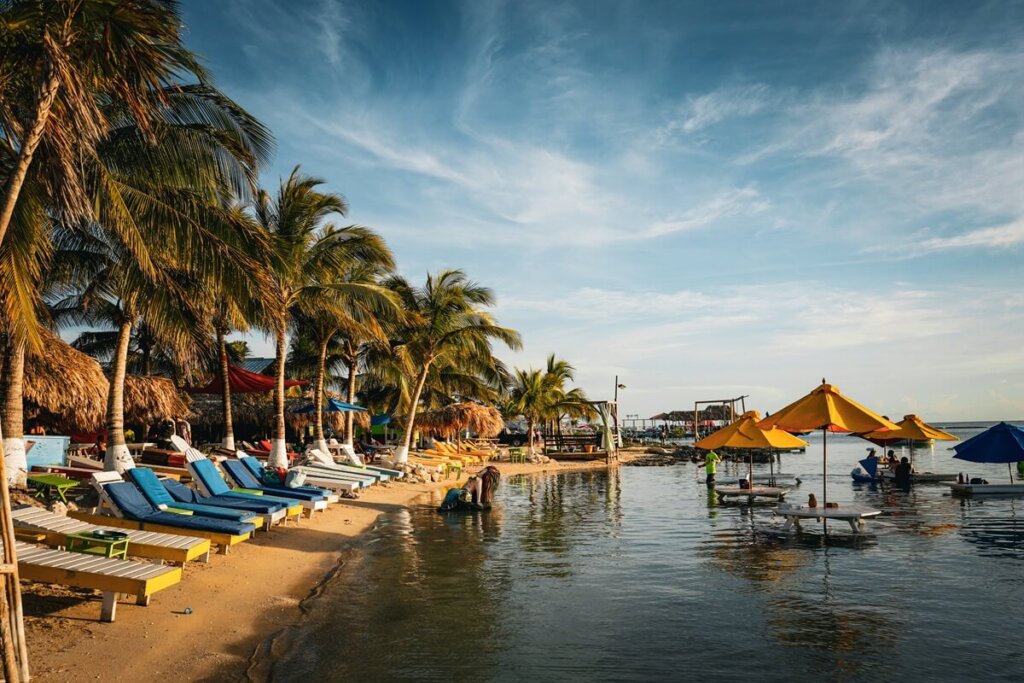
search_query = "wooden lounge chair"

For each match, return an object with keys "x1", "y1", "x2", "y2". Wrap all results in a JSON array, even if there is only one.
[
  {"x1": 15, "y1": 540, "x2": 181, "y2": 622},
  {"x1": 12, "y1": 505, "x2": 212, "y2": 565}
]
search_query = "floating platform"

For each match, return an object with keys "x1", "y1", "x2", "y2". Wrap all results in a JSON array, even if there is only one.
[
  {"x1": 946, "y1": 482, "x2": 1024, "y2": 496},
  {"x1": 716, "y1": 485, "x2": 790, "y2": 501},
  {"x1": 774, "y1": 502, "x2": 882, "y2": 534},
  {"x1": 879, "y1": 471, "x2": 956, "y2": 483}
]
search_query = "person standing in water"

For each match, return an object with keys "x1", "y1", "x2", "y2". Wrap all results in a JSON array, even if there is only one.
[
  {"x1": 704, "y1": 450, "x2": 721, "y2": 485},
  {"x1": 894, "y1": 456, "x2": 913, "y2": 489}
]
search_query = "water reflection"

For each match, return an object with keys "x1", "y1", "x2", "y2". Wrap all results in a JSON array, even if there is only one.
[
  {"x1": 957, "y1": 498, "x2": 1024, "y2": 560},
  {"x1": 264, "y1": 464, "x2": 1024, "y2": 683}
]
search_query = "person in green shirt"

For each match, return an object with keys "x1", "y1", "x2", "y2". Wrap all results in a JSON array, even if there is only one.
[{"x1": 704, "y1": 450, "x2": 721, "y2": 485}]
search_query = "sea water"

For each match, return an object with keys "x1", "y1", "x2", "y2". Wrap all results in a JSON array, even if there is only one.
[{"x1": 262, "y1": 423, "x2": 1024, "y2": 682}]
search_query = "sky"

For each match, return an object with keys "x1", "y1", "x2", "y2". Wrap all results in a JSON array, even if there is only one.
[{"x1": 181, "y1": 0, "x2": 1024, "y2": 422}]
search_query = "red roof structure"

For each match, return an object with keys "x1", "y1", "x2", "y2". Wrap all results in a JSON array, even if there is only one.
[{"x1": 187, "y1": 363, "x2": 306, "y2": 394}]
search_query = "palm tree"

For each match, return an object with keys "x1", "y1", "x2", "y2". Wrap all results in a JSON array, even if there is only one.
[
  {"x1": 385, "y1": 269, "x2": 521, "y2": 462},
  {"x1": 0, "y1": 0, "x2": 212, "y2": 255},
  {"x1": 0, "y1": 4, "x2": 268, "y2": 677},
  {"x1": 45, "y1": 80, "x2": 272, "y2": 472},
  {"x1": 505, "y1": 354, "x2": 593, "y2": 455},
  {"x1": 253, "y1": 168, "x2": 394, "y2": 467}
]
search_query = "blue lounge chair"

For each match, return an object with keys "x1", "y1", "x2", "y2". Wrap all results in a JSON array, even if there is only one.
[
  {"x1": 220, "y1": 460, "x2": 334, "y2": 510},
  {"x1": 160, "y1": 478, "x2": 290, "y2": 529},
  {"x1": 241, "y1": 455, "x2": 366, "y2": 492},
  {"x1": 187, "y1": 458, "x2": 324, "y2": 515},
  {"x1": 86, "y1": 474, "x2": 255, "y2": 553},
  {"x1": 238, "y1": 454, "x2": 364, "y2": 493},
  {"x1": 127, "y1": 468, "x2": 257, "y2": 522}
]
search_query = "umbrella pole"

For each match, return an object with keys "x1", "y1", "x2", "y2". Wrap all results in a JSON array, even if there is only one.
[
  {"x1": 822, "y1": 428, "x2": 828, "y2": 505},
  {"x1": 1010, "y1": 463, "x2": 1014, "y2": 485},
  {"x1": 822, "y1": 428, "x2": 828, "y2": 535},
  {"x1": 769, "y1": 448, "x2": 774, "y2": 485}
]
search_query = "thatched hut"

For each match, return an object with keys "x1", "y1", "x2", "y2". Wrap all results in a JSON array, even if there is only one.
[
  {"x1": 123, "y1": 375, "x2": 192, "y2": 424},
  {"x1": 417, "y1": 402, "x2": 504, "y2": 439},
  {"x1": 23, "y1": 328, "x2": 108, "y2": 432}
]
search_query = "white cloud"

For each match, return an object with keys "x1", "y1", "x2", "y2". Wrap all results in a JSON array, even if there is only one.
[
  {"x1": 671, "y1": 84, "x2": 773, "y2": 135},
  {"x1": 647, "y1": 187, "x2": 770, "y2": 237},
  {"x1": 919, "y1": 219, "x2": 1024, "y2": 251}
]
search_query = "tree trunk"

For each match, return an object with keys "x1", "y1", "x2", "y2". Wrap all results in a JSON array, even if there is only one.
[
  {"x1": 0, "y1": 71, "x2": 60, "y2": 250},
  {"x1": 344, "y1": 357, "x2": 358, "y2": 449},
  {"x1": 217, "y1": 328, "x2": 235, "y2": 450},
  {"x1": 0, "y1": 421, "x2": 29, "y2": 682},
  {"x1": 141, "y1": 340, "x2": 151, "y2": 376},
  {"x1": 527, "y1": 417, "x2": 535, "y2": 456},
  {"x1": 312, "y1": 336, "x2": 329, "y2": 454},
  {"x1": 395, "y1": 365, "x2": 431, "y2": 463},
  {"x1": 268, "y1": 320, "x2": 289, "y2": 468},
  {"x1": 0, "y1": 335, "x2": 27, "y2": 488},
  {"x1": 104, "y1": 321, "x2": 135, "y2": 473}
]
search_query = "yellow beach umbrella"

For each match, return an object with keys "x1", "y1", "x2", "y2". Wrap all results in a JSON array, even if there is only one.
[
  {"x1": 861, "y1": 414, "x2": 958, "y2": 466},
  {"x1": 696, "y1": 411, "x2": 809, "y2": 451},
  {"x1": 759, "y1": 381, "x2": 897, "y2": 506},
  {"x1": 696, "y1": 411, "x2": 809, "y2": 484},
  {"x1": 861, "y1": 414, "x2": 958, "y2": 445}
]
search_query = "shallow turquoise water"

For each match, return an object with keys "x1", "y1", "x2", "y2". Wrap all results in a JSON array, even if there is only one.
[{"x1": 266, "y1": 425, "x2": 1024, "y2": 682}]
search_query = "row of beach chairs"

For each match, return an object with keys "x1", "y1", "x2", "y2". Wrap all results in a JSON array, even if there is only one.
[{"x1": 12, "y1": 444, "x2": 404, "y2": 622}]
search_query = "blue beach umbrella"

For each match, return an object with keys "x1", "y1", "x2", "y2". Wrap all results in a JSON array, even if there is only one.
[
  {"x1": 371, "y1": 414, "x2": 391, "y2": 426},
  {"x1": 953, "y1": 422, "x2": 1024, "y2": 482},
  {"x1": 292, "y1": 397, "x2": 369, "y2": 414}
]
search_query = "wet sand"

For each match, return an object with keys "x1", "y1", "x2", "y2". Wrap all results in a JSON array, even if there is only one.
[{"x1": 22, "y1": 457, "x2": 624, "y2": 682}]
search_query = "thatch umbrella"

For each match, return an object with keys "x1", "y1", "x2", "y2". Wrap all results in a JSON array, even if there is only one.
[
  {"x1": 123, "y1": 376, "x2": 192, "y2": 426},
  {"x1": 22, "y1": 329, "x2": 108, "y2": 432},
  {"x1": 417, "y1": 403, "x2": 504, "y2": 446}
]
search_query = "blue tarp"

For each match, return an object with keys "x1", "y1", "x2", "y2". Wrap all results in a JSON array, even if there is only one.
[
  {"x1": 953, "y1": 422, "x2": 1024, "y2": 464},
  {"x1": 292, "y1": 397, "x2": 368, "y2": 414},
  {"x1": 371, "y1": 414, "x2": 392, "y2": 426}
]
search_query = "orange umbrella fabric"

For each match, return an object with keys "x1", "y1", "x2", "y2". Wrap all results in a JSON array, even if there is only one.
[
  {"x1": 860, "y1": 414, "x2": 958, "y2": 445},
  {"x1": 758, "y1": 383, "x2": 898, "y2": 434},
  {"x1": 696, "y1": 411, "x2": 809, "y2": 450}
]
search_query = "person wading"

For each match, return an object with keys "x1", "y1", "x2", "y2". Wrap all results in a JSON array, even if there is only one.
[{"x1": 704, "y1": 450, "x2": 721, "y2": 486}]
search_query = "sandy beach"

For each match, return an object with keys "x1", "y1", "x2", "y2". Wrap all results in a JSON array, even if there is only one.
[{"x1": 21, "y1": 458, "x2": 621, "y2": 682}]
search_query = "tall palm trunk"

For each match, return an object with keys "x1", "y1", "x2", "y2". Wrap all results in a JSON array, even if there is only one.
[
  {"x1": 344, "y1": 357, "x2": 358, "y2": 450},
  {"x1": 1, "y1": 335, "x2": 27, "y2": 488},
  {"x1": 104, "y1": 321, "x2": 135, "y2": 473},
  {"x1": 0, "y1": 418, "x2": 29, "y2": 682},
  {"x1": 216, "y1": 328, "x2": 235, "y2": 450},
  {"x1": 268, "y1": 319, "x2": 288, "y2": 468},
  {"x1": 396, "y1": 364, "x2": 431, "y2": 463},
  {"x1": 527, "y1": 417, "x2": 536, "y2": 456},
  {"x1": 312, "y1": 337, "x2": 329, "y2": 454},
  {"x1": 0, "y1": 72, "x2": 60, "y2": 249}
]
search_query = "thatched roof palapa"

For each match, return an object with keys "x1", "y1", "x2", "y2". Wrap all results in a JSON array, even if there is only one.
[
  {"x1": 23, "y1": 328, "x2": 108, "y2": 432},
  {"x1": 416, "y1": 402, "x2": 504, "y2": 438},
  {"x1": 22, "y1": 330, "x2": 191, "y2": 431},
  {"x1": 123, "y1": 375, "x2": 192, "y2": 423}
]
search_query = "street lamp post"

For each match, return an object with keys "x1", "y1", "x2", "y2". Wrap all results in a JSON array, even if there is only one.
[{"x1": 614, "y1": 376, "x2": 626, "y2": 448}]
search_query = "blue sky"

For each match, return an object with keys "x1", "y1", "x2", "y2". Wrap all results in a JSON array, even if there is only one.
[{"x1": 182, "y1": 0, "x2": 1024, "y2": 421}]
